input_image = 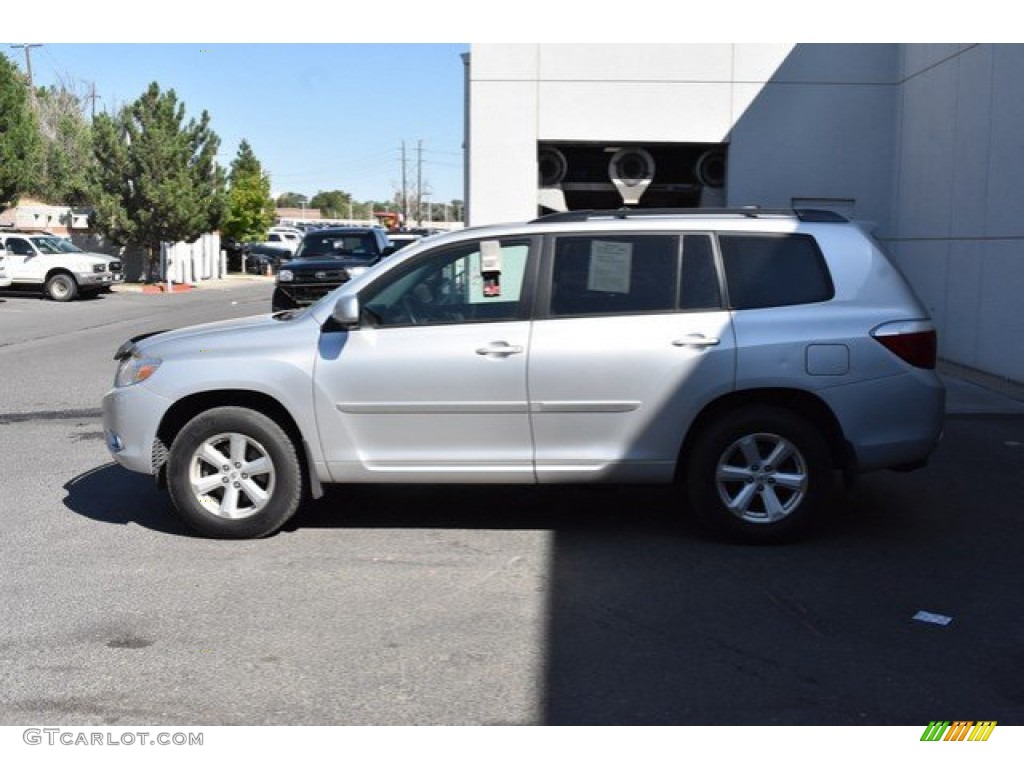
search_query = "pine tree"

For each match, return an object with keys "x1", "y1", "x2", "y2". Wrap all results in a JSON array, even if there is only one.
[
  {"x1": 0, "y1": 53, "x2": 41, "y2": 209},
  {"x1": 222, "y1": 139, "x2": 274, "y2": 243},
  {"x1": 89, "y1": 82, "x2": 227, "y2": 278}
]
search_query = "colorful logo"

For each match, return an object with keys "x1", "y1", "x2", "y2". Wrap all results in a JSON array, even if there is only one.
[{"x1": 920, "y1": 721, "x2": 997, "y2": 741}]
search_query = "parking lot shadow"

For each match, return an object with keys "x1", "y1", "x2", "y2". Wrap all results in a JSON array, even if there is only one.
[
  {"x1": 289, "y1": 483, "x2": 695, "y2": 536},
  {"x1": 540, "y1": 418, "x2": 1024, "y2": 725},
  {"x1": 63, "y1": 463, "x2": 189, "y2": 535}
]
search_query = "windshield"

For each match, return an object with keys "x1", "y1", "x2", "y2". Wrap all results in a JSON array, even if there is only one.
[
  {"x1": 33, "y1": 236, "x2": 85, "y2": 255},
  {"x1": 294, "y1": 233, "x2": 379, "y2": 261}
]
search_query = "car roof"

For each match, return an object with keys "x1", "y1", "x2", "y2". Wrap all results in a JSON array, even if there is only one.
[{"x1": 305, "y1": 227, "x2": 381, "y2": 236}]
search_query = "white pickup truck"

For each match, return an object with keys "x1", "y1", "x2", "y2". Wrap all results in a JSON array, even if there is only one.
[
  {"x1": 0, "y1": 249, "x2": 11, "y2": 288},
  {"x1": 0, "y1": 231, "x2": 125, "y2": 301}
]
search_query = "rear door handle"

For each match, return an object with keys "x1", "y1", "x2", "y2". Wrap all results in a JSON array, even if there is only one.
[
  {"x1": 475, "y1": 341, "x2": 524, "y2": 357},
  {"x1": 672, "y1": 334, "x2": 720, "y2": 347}
]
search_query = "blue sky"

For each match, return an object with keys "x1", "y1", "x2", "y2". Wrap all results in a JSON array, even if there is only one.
[
  {"x1": 3, "y1": 3, "x2": 996, "y2": 209},
  {"x1": 8, "y1": 43, "x2": 469, "y2": 204}
]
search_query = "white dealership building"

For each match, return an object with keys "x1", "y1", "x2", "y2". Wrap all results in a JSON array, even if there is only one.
[{"x1": 463, "y1": 44, "x2": 1024, "y2": 383}]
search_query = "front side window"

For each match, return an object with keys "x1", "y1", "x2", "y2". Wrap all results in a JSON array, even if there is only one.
[{"x1": 361, "y1": 239, "x2": 531, "y2": 327}]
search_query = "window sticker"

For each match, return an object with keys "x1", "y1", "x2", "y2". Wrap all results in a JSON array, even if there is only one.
[
  {"x1": 588, "y1": 241, "x2": 632, "y2": 294},
  {"x1": 480, "y1": 240, "x2": 503, "y2": 297},
  {"x1": 480, "y1": 240, "x2": 503, "y2": 273}
]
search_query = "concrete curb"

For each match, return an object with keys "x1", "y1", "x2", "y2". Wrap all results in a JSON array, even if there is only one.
[
  {"x1": 113, "y1": 275, "x2": 274, "y2": 293},
  {"x1": 938, "y1": 360, "x2": 1024, "y2": 416}
]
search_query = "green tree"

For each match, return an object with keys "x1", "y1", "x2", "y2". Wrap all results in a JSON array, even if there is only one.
[
  {"x1": 310, "y1": 189, "x2": 351, "y2": 218},
  {"x1": 32, "y1": 85, "x2": 94, "y2": 205},
  {"x1": 276, "y1": 192, "x2": 308, "y2": 209},
  {"x1": 89, "y1": 83, "x2": 227, "y2": 279},
  {"x1": 0, "y1": 53, "x2": 41, "y2": 208},
  {"x1": 221, "y1": 139, "x2": 274, "y2": 243}
]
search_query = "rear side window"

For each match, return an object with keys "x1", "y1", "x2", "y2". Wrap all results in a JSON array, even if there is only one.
[
  {"x1": 718, "y1": 233, "x2": 833, "y2": 309},
  {"x1": 550, "y1": 235, "x2": 678, "y2": 316}
]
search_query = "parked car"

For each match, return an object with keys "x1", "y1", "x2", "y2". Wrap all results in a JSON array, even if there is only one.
[
  {"x1": 386, "y1": 232, "x2": 424, "y2": 252},
  {"x1": 102, "y1": 207, "x2": 944, "y2": 542},
  {"x1": 0, "y1": 231, "x2": 124, "y2": 301},
  {"x1": 271, "y1": 226, "x2": 394, "y2": 312},
  {"x1": 221, "y1": 236, "x2": 246, "y2": 270},
  {"x1": 244, "y1": 243, "x2": 291, "y2": 275}
]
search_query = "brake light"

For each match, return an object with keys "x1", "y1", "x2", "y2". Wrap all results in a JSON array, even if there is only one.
[{"x1": 871, "y1": 321, "x2": 937, "y2": 369}]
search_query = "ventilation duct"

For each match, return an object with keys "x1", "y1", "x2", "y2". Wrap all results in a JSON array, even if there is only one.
[
  {"x1": 538, "y1": 146, "x2": 569, "y2": 212},
  {"x1": 695, "y1": 150, "x2": 726, "y2": 189},
  {"x1": 608, "y1": 148, "x2": 655, "y2": 206}
]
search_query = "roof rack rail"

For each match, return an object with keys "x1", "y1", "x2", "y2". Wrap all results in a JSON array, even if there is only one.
[{"x1": 530, "y1": 207, "x2": 848, "y2": 224}]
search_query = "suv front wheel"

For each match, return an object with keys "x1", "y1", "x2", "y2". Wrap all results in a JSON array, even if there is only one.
[
  {"x1": 686, "y1": 405, "x2": 834, "y2": 543},
  {"x1": 45, "y1": 272, "x2": 79, "y2": 302},
  {"x1": 166, "y1": 406, "x2": 304, "y2": 538}
]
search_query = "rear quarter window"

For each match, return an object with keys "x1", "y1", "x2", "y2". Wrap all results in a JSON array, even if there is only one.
[{"x1": 718, "y1": 233, "x2": 834, "y2": 309}]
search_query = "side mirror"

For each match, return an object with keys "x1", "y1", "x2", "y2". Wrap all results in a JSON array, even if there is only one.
[
  {"x1": 331, "y1": 293, "x2": 361, "y2": 328},
  {"x1": 382, "y1": 245, "x2": 396, "y2": 257}
]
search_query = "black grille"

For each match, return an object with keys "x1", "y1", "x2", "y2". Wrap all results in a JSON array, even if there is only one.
[{"x1": 290, "y1": 268, "x2": 347, "y2": 282}]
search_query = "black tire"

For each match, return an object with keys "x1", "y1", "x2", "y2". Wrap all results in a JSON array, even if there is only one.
[
  {"x1": 685, "y1": 405, "x2": 834, "y2": 543},
  {"x1": 45, "y1": 273, "x2": 78, "y2": 302},
  {"x1": 166, "y1": 406, "x2": 304, "y2": 539},
  {"x1": 271, "y1": 286, "x2": 298, "y2": 313}
]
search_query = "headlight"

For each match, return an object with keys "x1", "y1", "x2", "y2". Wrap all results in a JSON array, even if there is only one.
[
  {"x1": 346, "y1": 266, "x2": 369, "y2": 278},
  {"x1": 93, "y1": 263, "x2": 107, "y2": 273},
  {"x1": 114, "y1": 350, "x2": 162, "y2": 387},
  {"x1": 278, "y1": 269, "x2": 294, "y2": 282}
]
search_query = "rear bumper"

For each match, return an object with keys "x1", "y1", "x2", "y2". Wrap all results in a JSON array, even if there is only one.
[{"x1": 821, "y1": 370, "x2": 945, "y2": 473}]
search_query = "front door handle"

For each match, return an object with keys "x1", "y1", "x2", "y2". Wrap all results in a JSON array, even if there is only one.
[
  {"x1": 475, "y1": 341, "x2": 524, "y2": 357},
  {"x1": 672, "y1": 334, "x2": 721, "y2": 347}
]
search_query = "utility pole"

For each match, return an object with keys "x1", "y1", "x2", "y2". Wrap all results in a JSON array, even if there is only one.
[
  {"x1": 10, "y1": 44, "x2": 42, "y2": 88},
  {"x1": 416, "y1": 139, "x2": 423, "y2": 226},
  {"x1": 84, "y1": 81, "x2": 100, "y2": 120},
  {"x1": 400, "y1": 141, "x2": 408, "y2": 227}
]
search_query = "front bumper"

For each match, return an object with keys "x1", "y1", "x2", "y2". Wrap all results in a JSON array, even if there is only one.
[
  {"x1": 274, "y1": 280, "x2": 346, "y2": 308},
  {"x1": 102, "y1": 383, "x2": 173, "y2": 476},
  {"x1": 80, "y1": 272, "x2": 126, "y2": 287}
]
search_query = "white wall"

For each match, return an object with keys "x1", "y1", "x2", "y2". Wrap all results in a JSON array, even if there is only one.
[
  {"x1": 466, "y1": 43, "x2": 1024, "y2": 382},
  {"x1": 467, "y1": 44, "x2": 898, "y2": 226},
  {"x1": 886, "y1": 44, "x2": 1024, "y2": 382}
]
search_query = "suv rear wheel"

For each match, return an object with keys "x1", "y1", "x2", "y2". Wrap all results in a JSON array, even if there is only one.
[
  {"x1": 166, "y1": 406, "x2": 304, "y2": 538},
  {"x1": 686, "y1": 405, "x2": 833, "y2": 543}
]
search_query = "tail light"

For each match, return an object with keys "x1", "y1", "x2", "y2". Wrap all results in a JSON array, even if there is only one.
[{"x1": 871, "y1": 320, "x2": 937, "y2": 369}]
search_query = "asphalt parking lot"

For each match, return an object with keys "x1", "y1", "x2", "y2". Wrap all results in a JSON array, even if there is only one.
[{"x1": 0, "y1": 280, "x2": 1022, "y2": 727}]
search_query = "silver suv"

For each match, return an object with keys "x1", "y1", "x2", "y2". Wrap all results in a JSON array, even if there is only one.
[{"x1": 102, "y1": 208, "x2": 944, "y2": 542}]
